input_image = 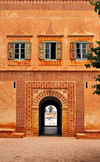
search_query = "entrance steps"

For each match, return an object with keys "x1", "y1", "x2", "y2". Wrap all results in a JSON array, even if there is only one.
[
  {"x1": 0, "y1": 129, "x2": 24, "y2": 138},
  {"x1": 76, "y1": 130, "x2": 100, "y2": 139}
]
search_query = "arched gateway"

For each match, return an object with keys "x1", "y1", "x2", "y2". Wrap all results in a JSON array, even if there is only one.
[
  {"x1": 32, "y1": 90, "x2": 68, "y2": 136},
  {"x1": 26, "y1": 82, "x2": 75, "y2": 137},
  {"x1": 39, "y1": 96, "x2": 62, "y2": 135}
]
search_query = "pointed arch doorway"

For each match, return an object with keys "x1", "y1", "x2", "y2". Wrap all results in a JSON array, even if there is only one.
[{"x1": 39, "y1": 96, "x2": 62, "y2": 136}]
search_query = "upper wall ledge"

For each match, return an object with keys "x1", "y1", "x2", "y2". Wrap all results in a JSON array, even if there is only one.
[{"x1": 0, "y1": 0, "x2": 98, "y2": 3}]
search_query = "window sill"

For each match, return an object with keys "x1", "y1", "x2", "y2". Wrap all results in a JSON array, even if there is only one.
[
  {"x1": 70, "y1": 59, "x2": 90, "y2": 66},
  {"x1": 7, "y1": 60, "x2": 31, "y2": 66},
  {"x1": 12, "y1": 59, "x2": 26, "y2": 61},
  {"x1": 44, "y1": 59, "x2": 57, "y2": 61},
  {"x1": 38, "y1": 60, "x2": 62, "y2": 66},
  {"x1": 75, "y1": 59, "x2": 87, "y2": 61}
]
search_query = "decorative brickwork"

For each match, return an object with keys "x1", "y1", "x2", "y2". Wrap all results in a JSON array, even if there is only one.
[
  {"x1": 70, "y1": 60, "x2": 91, "y2": 66},
  {"x1": 0, "y1": 71, "x2": 99, "y2": 136},
  {"x1": 16, "y1": 75, "x2": 25, "y2": 133},
  {"x1": 32, "y1": 108, "x2": 38, "y2": 137},
  {"x1": 26, "y1": 82, "x2": 33, "y2": 136},
  {"x1": 76, "y1": 74, "x2": 84, "y2": 133},
  {"x1": 32, "y1": 82, "x2": 68, "y2": 89},
  {"x1": 32, "y1": 89, "x2": 68, "y2": 137},
  {"x1": 26, "y1": 81, "x2": 75, "y2": 137},
  {"x1": 33, "y1": 89, "x2": 68, "y2": 108},
  {"x1": 38, "y1": 60, "x2": 62, "y2": 66},
  {"x1": 62, "y1": 108, "x2": 68, "y2": 137},
  {"x1": 68, "y1": 82, "x2": 75, "y2": 137}
]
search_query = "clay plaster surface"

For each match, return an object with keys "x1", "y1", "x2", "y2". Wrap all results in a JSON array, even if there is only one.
[
  {"x1": 0, "y1": 9, "x2": 99, "y2": 70},
  {"x1": 84, "y1": 81, "x2": 100, "y2": 130},
  {"x1": 0, "y1": 81, "x2": 16, "y2": 128}
]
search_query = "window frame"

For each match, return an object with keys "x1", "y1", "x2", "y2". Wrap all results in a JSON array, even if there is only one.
[
  {"x1": 75, "y1": 41, "x2": 88, "y2": 60},
  {"x1": 44, "y1": 41, "x2": 57, "y2": 61},
  {"x1": 13, "y1": 41, "x2": 27, "y2": 60}
]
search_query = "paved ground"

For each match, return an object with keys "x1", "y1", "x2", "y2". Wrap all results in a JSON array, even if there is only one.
[
  {"x1": 0, "y1": 137, "x2": 100, "y2": 162},
  {"x1": 45, "y1": 118, "x2": 57, "y2": 126}
]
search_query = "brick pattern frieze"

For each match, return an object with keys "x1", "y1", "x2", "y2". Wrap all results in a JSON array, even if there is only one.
[
  {"x1": 26, "y1": 82, "x2": 33, "y2": 136},
  {"x1": 32, "y1": 82, "x2": 68, "y2": 89}
]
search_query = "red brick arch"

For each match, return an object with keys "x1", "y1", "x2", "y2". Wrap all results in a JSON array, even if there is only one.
[{"x1": 33, "y1": 90, "x2": 68, "y2": 109}]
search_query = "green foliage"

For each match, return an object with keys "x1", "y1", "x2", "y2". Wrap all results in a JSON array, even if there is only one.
[
  {"x1": 48, "y1": 106, "x2": 54, "y2": 113},
  {"x1": 90, "y1": 1, "x2": 100, "y2": 16},
  {"x1": 85, "y1": 1, "x2": 100, "y2": 95},
  {"x1": 92, "y1": 74, "x2": 100, "y2": 95},
  {"x1": 85, "y1": 41, "x2": 100, "y2": 69},
  {"x1": 85, "y1": 41, "x2": 100, "y2": 95}
]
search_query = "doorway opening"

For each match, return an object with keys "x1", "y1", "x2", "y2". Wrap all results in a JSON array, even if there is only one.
[
  {"x1": 39, "y1": 96, "x2": 62, "y2": 136},
  {"x1": 45, "y1": 105, "x2": 57, "y2": 126}
]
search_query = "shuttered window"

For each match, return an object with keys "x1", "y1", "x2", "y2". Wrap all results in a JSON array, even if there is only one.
[
  {"x1": 57, "y1": 42, "x2": 62, "y2": 60},
  {"x1": 76, "y1": 43, "x2": 87, "y2": 59},
  {"x1": 70, "y1": 42, "x2": 93, "y2": 60},
  {"x1": 87, "y1": 42, "x2": 93, "y2": 53},
  {"x1": 8, "y1": 42, "x2": 31, "y2": 60},
  {"x1": 39, "y1": 41, "x2": 62, "y2": 60},
  {"x1": 8, "y1": 43, "x2": 14, "y2": 60},
  {"x1": 70, "y1": 42, "x2": 76, "y2": 60},
  {"x1": 39, "y1": 42, "x2": 44, "y2": 59}
]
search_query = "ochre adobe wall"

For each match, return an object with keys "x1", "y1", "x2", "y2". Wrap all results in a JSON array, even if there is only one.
[
  {"x1": 0, "y1": 1, "x2": 100, "y2": 136},
  {"x1": 84, "y1": 81, "x2": 100, "y2": 130},
  {"x1": 0, "y1": 81, "x2": 16, "y2": 128},
  {"x1": 0, "y1": 1, "x2": 99, "y2": 71}
]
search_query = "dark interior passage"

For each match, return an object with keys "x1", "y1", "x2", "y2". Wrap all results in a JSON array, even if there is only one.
[
  {"x1": 51, "y1": 43, "x2": 56, "y2": 59},
  {"x1": 39, "y1": 96, "x2": 62, "y2": 136},
  {"x1": 39, "y1": 127, "x2": 61, "y2": 136}
]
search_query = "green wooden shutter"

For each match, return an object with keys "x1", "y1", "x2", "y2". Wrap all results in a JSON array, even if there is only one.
[
  {"x1": 8, "y1": 42, "x2": 14, "y2": 60},
  {"x1": 39, "y1": 42, "x2": 44, "y2": 59},
  {"x1": 70, "y1": 42, "x2": 76, "y2": 60},
  {"x1": 25, "y1": 42, "x2": 31, "y2": 60},
  {"x1": 87, "y1": 42, "x2": 93, "y2": 53},
  {"x1": 56, "y1": 42, "x2": 62, "y2": 60}
]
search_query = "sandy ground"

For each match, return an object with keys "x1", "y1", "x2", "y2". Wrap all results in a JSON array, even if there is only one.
[{"x1": 0, "y1": 137, "x2": 100, "y2": 162}]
